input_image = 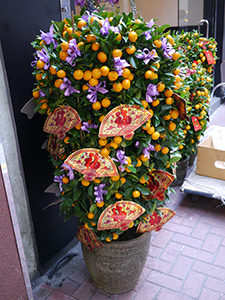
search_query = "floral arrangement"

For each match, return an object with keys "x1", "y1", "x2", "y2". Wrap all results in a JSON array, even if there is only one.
[
  {"x1": 173, "y1": 30, "x2": 218, "y2": 159},
  {"x1": 31, "y1": 7, "x2": 186, "y2": 246}
]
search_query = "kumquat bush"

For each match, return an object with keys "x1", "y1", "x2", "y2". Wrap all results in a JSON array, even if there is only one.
[
  {"x1": 172, "y1": 30, "x2": 218, "y2": 159},
  {"x1": 31, "y1": 7, "x2": 192, "y2": 243}
]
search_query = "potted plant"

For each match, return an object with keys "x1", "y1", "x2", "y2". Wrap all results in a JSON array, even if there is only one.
[
  {"x1": 169, "y1": 30, "x2": 217, "y2": 186},
  {"x1": 30, "y1": 3, "x2": 188, "y2": 294}
]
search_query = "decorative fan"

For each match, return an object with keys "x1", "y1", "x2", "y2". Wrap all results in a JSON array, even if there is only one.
[
  {"x1": 47, "y1": 134, "x2": 64, "y2": 161},
  {"x1": 144, "y1": 170, "x2": 175, "y2": 201},
  {"x1": 99, "y1": 104, "x2": 152, "y2": 140},
  {"x1": 77, "y1": 225, "x2": 103, "y2": 252},
  {"x1": 64, "y1": 148, "x2": 118, "y2": 181},
  {"x1": 97, "y1": 201, "x2": 145, "y2": 231},
  {"x1": 137, "y1": 208, "x2": 176, "y2": 233},
  {"x1": 173, "y1": 93, "x2": 190, "y2": 121},
  {"x1": 44, "y1": 106, "x2": 81, "y2": 140}
]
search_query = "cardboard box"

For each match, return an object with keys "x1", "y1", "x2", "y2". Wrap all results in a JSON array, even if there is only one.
[{"x1": 196, "y1": 135, "x2": 225, "y2": 180}]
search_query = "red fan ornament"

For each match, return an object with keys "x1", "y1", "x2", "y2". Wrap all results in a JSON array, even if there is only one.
[
  {"x1": 144, "y1": 170, "x2": 175, "y2": 201},
  {"x1": 173, "y1": 93, "x2": 190, "y2": 121},
  {"x1": 47, "y1": 134, "x2": 64, "y2": 161},
  {"x1": 64, "y1": 148, "x2": 118, "y2": 181},
  {"x1": 97, "y1": 201, "x2": 145, "y2": 231},
  {"x1": 99, "y1": 104, "x2": 152, "y2": 140},
  {"x1": 43, "y1": 106, "x2": 81, "y2": 140},
  {"x1": 137, "y1": 207, "x2": 176, "y2": 233},
  {"x1": 77, "y1": 225, "x2": 103, "y2": 252}
]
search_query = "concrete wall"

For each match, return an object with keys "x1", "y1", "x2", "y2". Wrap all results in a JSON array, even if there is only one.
[{"x1": 0, "y1": 44, "x2": 38, "y2": 279}]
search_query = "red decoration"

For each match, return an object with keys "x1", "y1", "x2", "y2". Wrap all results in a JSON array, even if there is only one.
[
  {"x1": 192, "y1": 116, "x2": 202, "y2": 131},
  {"x1": 173, "y1": 93, "x2": 190, "y2": 121},
  {"x1": 64, "y1": 148, "x2": 118, "y2": 181},
  {"x1": 136, "y1": 208, "x2": 176, "y2": 233},
  {"x1": 97, "y1": 201, "x2": 145, "y2": 231},
  {"x1": 47, "y1": 134, "x2": 64, "y2": 161},
  {"x1": 99, "y1": 105, "x2": 152, "y2": 140},
  {"x1": 205, "y1": 50, "x2": 215, "y2": 65},
  {"x1": 44, "y1": 106, "x2": 81, "y2": 140},
  {"x1": 77, "y1": 225, "x2": 103, "y2": 251},
  {"x1": 144, "y1": 170, "x2": 175, "y2": 201}
]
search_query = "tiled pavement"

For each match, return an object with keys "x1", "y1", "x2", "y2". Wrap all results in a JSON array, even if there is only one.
[{"x1": 32, "y1": 102, "x2": 225, "y2": 300}]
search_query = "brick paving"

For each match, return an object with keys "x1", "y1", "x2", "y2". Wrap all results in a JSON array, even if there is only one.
[{"x1": 32, "y1": 103, "x2": 225, "y2": 300}]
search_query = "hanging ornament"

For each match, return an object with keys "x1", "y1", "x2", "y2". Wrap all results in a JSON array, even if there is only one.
[
  {"x1": 173, "y1": 93, "x2": 190, "y2": 121},
  {"x1": 77, "y1": 225, "x2": 103, "y2": 251},
  {"x1": 99, "y1": 104, "x2": 152, "y2": 140},
  {"x1": 137, "y1": 208, "x2": 176, "y2": 233},
  {"x1": 46, "y1": 134, "x2": 64, "y2": 161},
  {"x1": 144, "y1": 170, "x2": 175, "y2": 201},
  {"x1": 97, "y1": 201, "x2": 145, "y2": 231},
  {"x1": 43, "y1": 106, "x2": 81, "y2": 140},
  {"x1": 64, "y1": 148, "x2": 118, "y2": 181}
]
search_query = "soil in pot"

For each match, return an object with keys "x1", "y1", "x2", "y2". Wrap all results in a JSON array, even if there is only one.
[
  {"x1": 171, "y1": 155, "x2": 189, "y2": 187},
  {"x1": 81, "y1": 231, "x2": 151, "y2": 294}
]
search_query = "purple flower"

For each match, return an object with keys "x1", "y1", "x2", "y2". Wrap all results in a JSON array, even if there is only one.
[
  {"x1": 81, "y1": 122, "x2": 98, "y2": 133},
  {"x1": 113, "y1": 57, "x2": 130, "y2": 76},
  {"x1": 94, "y1": 184, "x2": 107, "y2": 203},
  {"x1": 37, "y1": 49, "x2": 50, "y2": 70},
  {"x1": 143, "y1": 19, "x2": 155, "y2": 40},
  {"x1": 60, "y1": 77, "x2": 80, "y2": 96},
  {"x1": 87, "y1": 81, "x2": 108, "y2": 103},
  {"x1": 100, "y1": 18, "x2": 110, "y2": 35},
  {"x1": 66, "y1": 39, "x2": 81, "y2": 66},
  {"x1": 146, "y1": 84, "x2": 159, "y2": 103},
  {"x1": 39, "y1": 90, "x2": 46, "y2": 97},
  {"x1": 61, "y1": 163, "x2": 74, "y2": 180},
  {"x1": 135, "y1": 48, "x2": 157, "y2": 65},
  {"x1": 161, "y1": 38, "x2": 175, "y2": 59},
  {"x1": 54, "y1": 175, "x2": 64, "y2": 192},
  {"x1": 113, "y1": 150, "x2": 128, "y2": 172},
  {"x1": 143, "y1": 142, "x2": 155, "y2": 159},
  {"x1": 74, "y1": 0, "x2": 85, "y2": 6},
  {"x1": 40, "y1": 24, "x2": 58, "y2": 48},
  {"x1": 135, "y1": 141, "x2": 140, "y2": 148}
]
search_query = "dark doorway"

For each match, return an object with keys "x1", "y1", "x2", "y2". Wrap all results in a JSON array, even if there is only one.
[{"x1": 0, "y1": 1, "x2": 78, "y2": 269}]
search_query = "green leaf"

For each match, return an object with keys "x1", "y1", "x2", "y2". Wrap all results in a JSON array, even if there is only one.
[
  {"x1": 73, "y1": 189, "x2": 81, "y2": 201},
  {"x1": 124, "y1": 187, "x2": 133, "y2": 198},
  {"x1": 88, "y1": 184, "x2": 94, "y2": 197},
  {"x1": 128, "y1": 56, "x2": 138, "y2": 69},
  {"x1": 136, "y1": 185, "x2": 150, "y2": 195},
  {"x1": 90, "y1": 203, "x2": 97, "y2": 213},
  {"x1": 169, "y1": 154, "x2": 182, "y2": 164},
  {"x1": 126, "y1": 165, "x2": 137, "y2": 173}
]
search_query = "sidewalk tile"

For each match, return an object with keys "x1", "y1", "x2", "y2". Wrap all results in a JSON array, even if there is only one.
[
  {"x1": 133, "y1": 281, "x2": 160, "y2": 300},
  {"x1": 71, "y1": 277, "x2": 97, "y2": 300},
  {"x1": 198, "y1": 288, "x2": 220, "y2": 300},
  {"x1": 162, "y1": 222, "x2": 192, "y2": 235},
  {"x1": 181, "y1": 211, "x2": 201, "y2": 228},
  {"x1": 172, "y1": 232, "x2": 203, "y2": 249},
  {"x1": 132, "y1": 267, "x2": 151, "y2": 292},
  {"x1": 192, "y1": 260, "x2": 225, "y2": 280},
  {"x1": 169, "y1": 256, "x2": 193, "y2": 280},
  {"x1": 201, "y1": 233, "x2": 222, "y2": 253},
  {"x1": 147, "y1": 270, "x2": 183, "y2": 292},
  {"x1": 151, "y1": 229, "x2": 174, "y2": 248},
  {"x1": 89, "y1": 292, "x2": 110, "y2": 300},
  {"x1": 46, "y1": 290, "x2": 75, "y2": 299},
  {"x1": 204, "y1": 277, "x2": 225, "y2": 294},
  {"x1": 213, "y1": 246, "x2": 225, "y2": 268},
  {"x1": 181, "y1": 245, "x2": 215, "y2": 263},
  {"x1": 181, "y1": 271, "x2": 206, "y2": 298},
  {"x1": 145, "y1": 256, "x2": 171, "y2": 274},
  {"x1": 32, "y1": 283, "x2": 54, "y2": 299},
  {"x1": 191, "y1": 222, "x2": 211, "y2": 239},
  {"x1": 155, "y1": 288, "x2": 192, "y2": 300},
  {"x1": 68, "y1": 261, "x2": 89, "y2": 283},
  {"x1": 148, "y1": 245, "x2": 163, "y2": 258},
  {"x1": 57, "y1": 278, "x2": 79, "y2": 296},
  {"x1": 160, "y1": 241, "x2": 185, "y2": 263},
  {"x1": 114, "y1": 290, "x2": 137, "y2": 300}
]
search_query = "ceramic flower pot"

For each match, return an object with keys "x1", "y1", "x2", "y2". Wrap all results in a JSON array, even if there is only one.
[
  {"x1": 171, "y1": 155, "x2": 190, "y2": 187},
  {"x1": 81, "y1": 231, "x2": 151, "y2": 294}
]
